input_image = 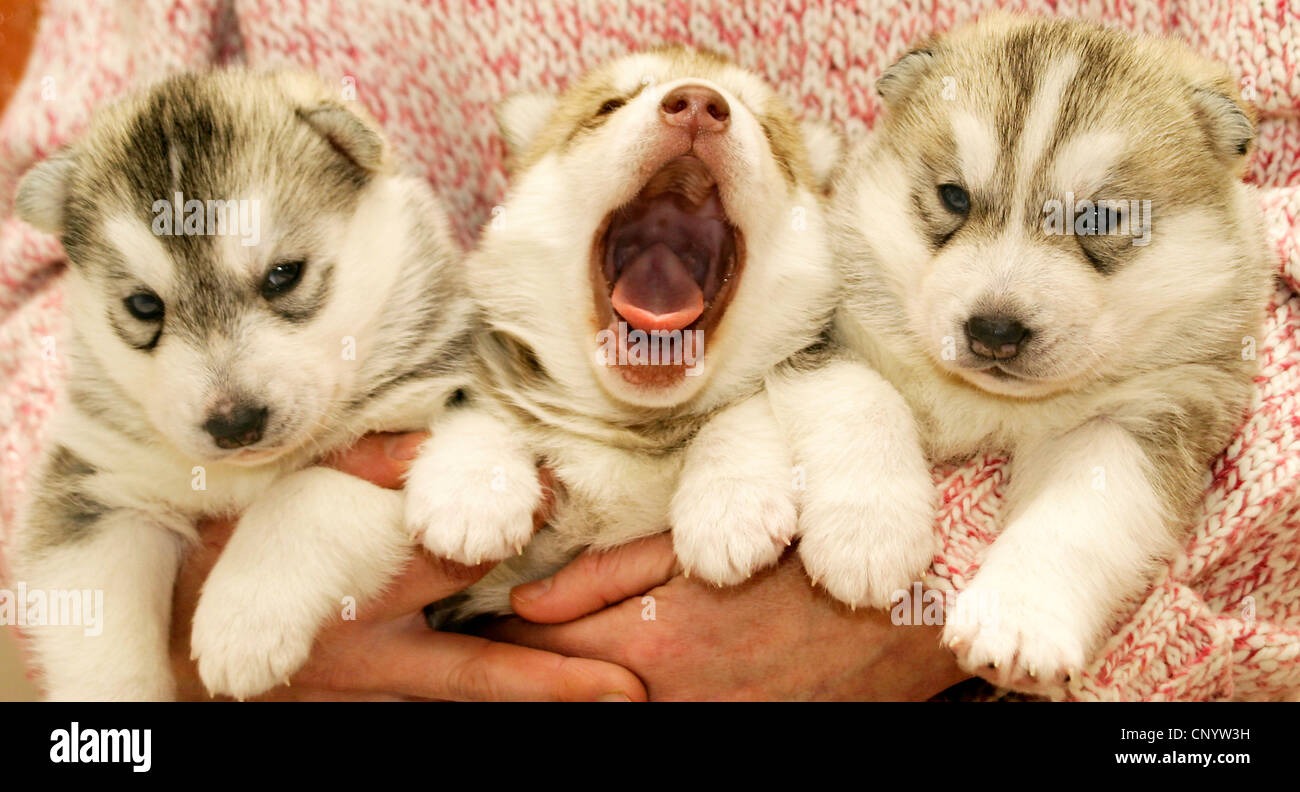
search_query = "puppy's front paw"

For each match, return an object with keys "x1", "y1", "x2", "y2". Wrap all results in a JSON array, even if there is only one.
[
  {"x1": 942, "y1": 573, "x2": 1090, "y2": 693},
  {"x1": 405, "y1": 439, "x2": 540, "y2": 565},
  {"x1": 191, "y1": 573, "x2": 317, "y2": 700},
  {"x1": 797, "y1": 494, "x2": 935, "y2": 610},
  {"x1": 670, "y1": 473, "x2": 797, "y2": 586}
]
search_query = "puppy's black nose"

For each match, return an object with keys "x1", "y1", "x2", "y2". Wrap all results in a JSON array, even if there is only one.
[
  {"x1": 965, "y1": 315, "x2": 1030, "y2": 360},
  {"x1": 203, "y1": 404, "x2": 268, "y2": 449},
  {"x1": 660, "y1": 85, "x2": 730, "y2": 136}
]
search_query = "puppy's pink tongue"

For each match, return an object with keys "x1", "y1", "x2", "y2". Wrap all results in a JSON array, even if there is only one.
[{"x1": 610, "y1": 243, "x2": 704, "y2": 332}]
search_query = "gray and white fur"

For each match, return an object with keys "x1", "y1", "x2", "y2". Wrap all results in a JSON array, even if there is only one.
[
  {"x1": 13, "y1": 70, "x2": 473, "y2": 700},
  {"x1": 830, "y1": 14, "x2": 1273, "y2": 691}
]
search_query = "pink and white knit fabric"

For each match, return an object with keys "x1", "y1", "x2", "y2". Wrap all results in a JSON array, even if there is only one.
[{"x1": 0, "y1": 0, "x2": 1296, "y2": 701}]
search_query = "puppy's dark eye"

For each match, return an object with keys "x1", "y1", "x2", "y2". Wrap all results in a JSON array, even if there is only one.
[
  {"x1": 938, "y1": 184, "x2": 970, "y2": 215},
  {"x1": 596, "y1": 98, "x2": 625, "y2": 116},
  {"x1": 262, "y1": 260, "x2": 304, "y2": 297},
  {"x1": 124, "y1": 291, "x2": 164, "y2": 321}
]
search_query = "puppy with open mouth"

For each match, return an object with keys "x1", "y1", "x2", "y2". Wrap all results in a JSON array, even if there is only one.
[
  {"x1": 12, "y1": 70, "x2": 474, "y2": 700},
  {"x1": 409, "y1": 47, "x2": 937, "y2": 622},
  {"x1": 831, "y1": 15, "x2": 1274, "y2": 691}
]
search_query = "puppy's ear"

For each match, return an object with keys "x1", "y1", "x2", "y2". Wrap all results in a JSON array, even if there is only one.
[
  {"x1": 800, "y1": 120, "x2": 843, "y2": 190},
  {"x1": 496, "y1": 91, "x2": 558, "y2": 160},
  {"x1": 297, "y1": 103, "x2": 388, "y2": 172},
  {"x1": 16, "y1": 152, "x2": 75, "y2": 235},
  {"x1": 1189, "y1": 85, "x2": 1255, "y2": 163},
  {"x1": 876, "y1": 48, "x2": 935, "y2": 106}
]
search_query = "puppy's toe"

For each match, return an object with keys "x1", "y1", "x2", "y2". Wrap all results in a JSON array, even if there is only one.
[
  {"x1": 797, "y1": 498, "x2": 935, "y2": 609},
  {"x1": 404, "y1": 449, "x2": 540, "y2": 565},
  {"x1": 943, "y1": 582, "x2": 1088, "y2": 694},
  {"x1": 671, "y1": 478, "x2": 796, "y2": 586},
  {"x1": 191, "y1": 592, "x2": 315, "y2": 700}
]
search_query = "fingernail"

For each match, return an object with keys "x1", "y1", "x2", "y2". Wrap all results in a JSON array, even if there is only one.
[
  {"x1": 511, "y1": 576, "x2": 553, "y2": 604},
  {"x1": 385, "y1": 433, "x2": 425, "y2": 461},
  {"x1": 596, "y1": 692, "x2": 632, "y2": 702}
]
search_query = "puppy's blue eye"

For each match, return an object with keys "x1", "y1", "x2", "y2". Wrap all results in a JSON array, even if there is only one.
[
  {"x1": 262, "y1": 260, "x2": 303, "y2": 297},
  {"x1": 939, "y1": 183, "x2": 970, "y2": 215},
  {"x1": 124, "y1": 291, "x2": 164, "y2": 321}
]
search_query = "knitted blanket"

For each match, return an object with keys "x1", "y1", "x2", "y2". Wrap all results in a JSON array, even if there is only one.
[{"x1": 0, "y1": 0, "x2": 1296, "y2": 701}]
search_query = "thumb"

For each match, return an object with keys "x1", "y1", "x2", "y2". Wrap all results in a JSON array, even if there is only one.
[
  {"x1": 510, "y1": 533, "x2": 679, "y2": 624},
  {"x1": 323, "y1": 432, "x2": 428, "y2": 490}
]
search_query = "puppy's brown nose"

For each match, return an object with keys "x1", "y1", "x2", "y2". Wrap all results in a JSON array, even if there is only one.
[{"x1": 660, "y1": 85, "x2": 730, "y2": 136}]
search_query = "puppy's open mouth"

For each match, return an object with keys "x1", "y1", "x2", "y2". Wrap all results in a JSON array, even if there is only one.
[{"x1": 591, "y1": 155, "x2": 744, "y2": 387}]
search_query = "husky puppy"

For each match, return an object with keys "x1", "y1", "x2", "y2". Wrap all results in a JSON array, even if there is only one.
[
  {"x1": 13, "y1": 70, "x2": 473, "y2": 700},
  {"x1": 407, "y1": 48, "x2": 937, "y2": 621},
  {"x1": 831, "y1": 15, "x2": 1273, "y2": 689}
]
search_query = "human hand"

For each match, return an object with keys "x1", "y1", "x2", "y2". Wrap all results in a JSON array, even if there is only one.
[
  {"x1": 482, "y1": 534, "x2": 969, "y2": 700},
  {"x1": 169, "y1": 432, "x2": 645, "y2": 701}
]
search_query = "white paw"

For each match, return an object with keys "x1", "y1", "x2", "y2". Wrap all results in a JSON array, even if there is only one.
[
  {"x1": 797, "y1": 495, "x2": 935, "y2": 609},
  {"x1": 191, "y1": 575, "x2": 317, "y2": 700},
  {"x1": 670, "y1": 474, "x2": 797, "y2": 586},
  {"x1": 942, "y1": 573, "x2": 1090, "y2": 692},
  {"x1": 405, "y1": 439, "x2": 541, "y2": 565}
]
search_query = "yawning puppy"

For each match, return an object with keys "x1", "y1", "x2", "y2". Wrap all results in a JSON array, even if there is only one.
[
  {"x1": 831, "y1": 15, "x2": 1273, "y2": 690},
  {"x1": 408, "y1": 48, "x2": 937, "y2": 620},
  {"x1": 13, "y1": 70, "x2": 473, "y2": 699}
]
